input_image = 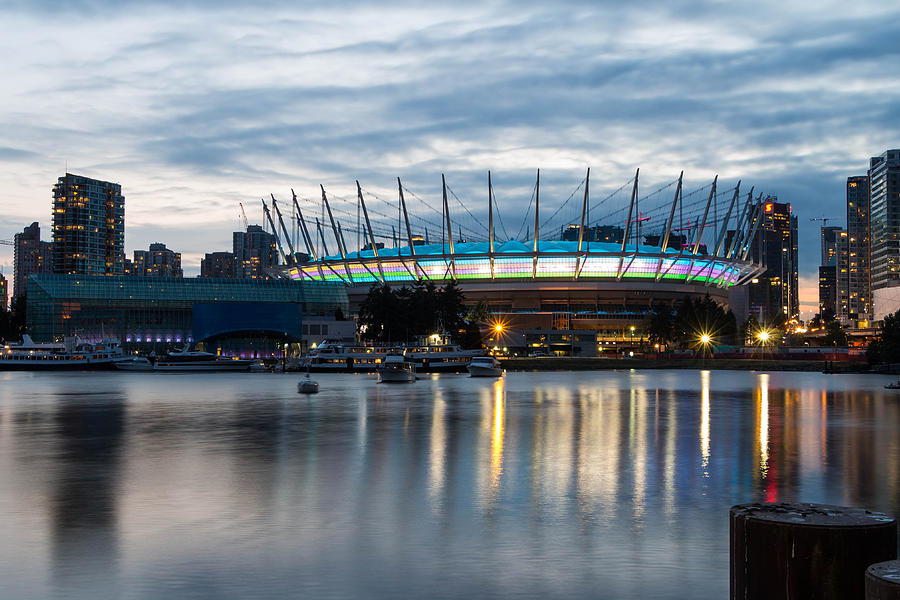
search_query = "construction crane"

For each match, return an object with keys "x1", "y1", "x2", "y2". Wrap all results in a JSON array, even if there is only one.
[
  {"x1": 0, "y1": 239, "x2": 13, "y2": 246},
  {"x1": 810, "y1": 217, "x2": 838, "y2": 227}
]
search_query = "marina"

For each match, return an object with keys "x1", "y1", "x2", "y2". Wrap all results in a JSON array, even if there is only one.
[{"x1": 0, "y1": 369, "x2": 898, "y2": 599}]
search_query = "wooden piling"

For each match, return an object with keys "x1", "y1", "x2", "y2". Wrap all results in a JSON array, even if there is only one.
[
  {"x1": 730, "y1": 502, "x2": 896, "y2": 600},
  {"x1": 867, "y1": 561, "x2": 900, "y2": 599}
]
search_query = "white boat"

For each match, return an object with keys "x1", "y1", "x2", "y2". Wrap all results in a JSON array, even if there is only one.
[
  {"x1": 298, "y1": 373, "x2": 320, "y2": 394},
  {"x1": 376, "y1": 354, "x2": 416, "y2": 383},
  {"x1": 115, "y1": 357, "x2": 154, "y2": 371},
  {"x1": 153, "y1": 346, "x2": 255, "y2": 371},
  {"x1": 467, "y1": 356, "x2": 503, "y2": 377},
  {"x1": 301, "y1": 338, "x2": 479, "y2": 373},
  {"x1": 0, "y1": 335, "x2": 127, "y2": 370}
]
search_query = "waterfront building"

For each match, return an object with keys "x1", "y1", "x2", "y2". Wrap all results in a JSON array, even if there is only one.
[
  {"x1": 287, "y1": 171, "x2": 764, "y2": 351},
  {"x1": 869, "y1": 150, "x2": 900, "y2": 295},
  {"x1": 51, "y1": 173, "x2": 125, "y2": 276},
  {"x1": 200, "y1": 252, "x2": 236, "y2": 278},
  {"x1": 13, "y1": 222, "x2": 52, "y2": 301},
  {"x1": 743, "y1": 199, "x2": 799, "y2": 322},
  {"x1": 25, "y1": 274, "x2": 347, "y2": 356},
  {"x1": 234, "y1": 225, "x2": 279, "y2": 279},
  {"x1": 132, "y1": 243, "x2": 183, "y2": 278}
]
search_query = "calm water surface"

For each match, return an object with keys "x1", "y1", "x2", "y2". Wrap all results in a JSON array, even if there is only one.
[{"x1": 0, "y1": 369, "x2": 898, "y2": 599}]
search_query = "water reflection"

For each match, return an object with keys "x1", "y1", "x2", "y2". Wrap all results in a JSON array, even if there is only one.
[
  {"x1": 0, "y1": 371, "x2": 899, "y2": 600},
  {"x1": 700, "y1": 370, "x2": 710, "y2": 477}
]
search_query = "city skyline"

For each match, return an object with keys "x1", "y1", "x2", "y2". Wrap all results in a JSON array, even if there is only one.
[{"x1": 2, "y1": 1, "x2": 900, "y2": 318}]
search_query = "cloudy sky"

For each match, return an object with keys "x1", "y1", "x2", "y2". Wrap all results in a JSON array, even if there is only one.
[{"x1": 2, "y1": 0, "x2": 899, "y2": 316}]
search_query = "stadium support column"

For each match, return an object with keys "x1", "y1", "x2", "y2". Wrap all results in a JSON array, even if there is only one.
[
  {"x1": 655, "y1": 171, "x2": 683, "y2": 281},
  {"x1": 714, "y1": 182, "x2": 740, "y2": 258},
  {"x1": 575, "y1": 167, "x2": 590, "y2": 280},
  {"x1": 398, "y1": 178, "x2": 422, "y2": 281},
  {"x1": 322, "y1": 185, "x2": 353, "y2": 283},
  {"x1": 686, "y1": 175, "x2": 717, "y2": 284},
  {"x1": 262, "y1": 199, "x2": 289, "y2": 266},
  {"x1": 617, "y1": 168, "x2": 640, "y2": 280},
  {"x1": 442, "y1": 174, "x2": 456, "y2": 279},
  {"x1": 533, "y1": 169, "x2": 540, "y2": 279},
  {"x1": 271, "y1": 195, "x2": 296, "y2": 265},
  {"x1": 488, "y1": 171, "x2": 495, "y2": 280},
  {"x1": 709, "y1": 182, "x2": 741, "y2": 287},
  {"x1": 292, "y1": 190, "x2": 317, "y2": 261},
  {"x1": 357, "y1": 181, "x2": 384, "y2": 283},
  {"x1": 726, "y1": 187, "x2": 754, "y2": 261}
]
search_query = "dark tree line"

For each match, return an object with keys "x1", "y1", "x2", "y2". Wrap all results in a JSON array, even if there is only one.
[
  {"x1": 0, "y1": 296, "x2": 26, "y2": 343},
  {"x1": 867, "y1": 311, "x2": 900, "y2": 365},
  {"x1": 357, "y1": 281, "x2": 483, "y2": 348},
  {"x1": 643, "y1": 295, "x2": 738, "y2": 349}
]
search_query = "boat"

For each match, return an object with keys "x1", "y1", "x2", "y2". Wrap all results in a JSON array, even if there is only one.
[
  {"x1": 115, "y1": 356, "x2": 154, "y2": 371},
  {"x1": 152, "y1": 346, "x2": 255, "y2": 372},
  {"x1": 301, "y1": 337, "x2": 479, "y2": 373},
  {"x1": 376, "y1": 353, "x2": 416, "y2": 383},
  {"x1": 298, "y1": 373, "x2": 320, "y2": 394},
  {"x1": 0, "y1": 335, "x2": 128, "y2": 370},
  {"x1": 467, "y1": 356, "x2": 503, "y2": 377},
  {"x1": 886, "y1": 379, "x2": 900, "y2": 390}
]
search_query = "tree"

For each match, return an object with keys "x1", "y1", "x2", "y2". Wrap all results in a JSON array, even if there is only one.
[
  {"x1": 644, "y1": 303, "x2": 675, "y2": 348},
  {"x1": 822, "y1": 320, "x2": 848, "y2": 347},
  {"x1": 671, "y1": 295, "x2": 737, "y2": 348},
  {"x1": 868, "y1": 311, "x2": 900, "y2": 365}
]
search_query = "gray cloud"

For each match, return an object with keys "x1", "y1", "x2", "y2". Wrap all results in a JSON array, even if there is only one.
[{"x1": 0, "y1": 0, "x2": 898, "y2": 315}]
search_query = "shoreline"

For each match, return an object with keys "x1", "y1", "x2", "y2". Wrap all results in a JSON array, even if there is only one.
[{"x1": 499, "y1": 357, "x2": 871, "y2": 373}]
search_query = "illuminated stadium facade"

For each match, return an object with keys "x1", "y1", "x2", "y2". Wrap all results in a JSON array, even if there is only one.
[{"x1": 264, "y1": 169, "x2": 766, "y2": 354}]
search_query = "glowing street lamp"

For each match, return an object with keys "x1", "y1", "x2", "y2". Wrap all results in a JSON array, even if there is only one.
[
  {"x1": 700, "y1": 334, "x2": 711, "y2": 345},
  {"x1": 494, "y1": 324, "x2": 504, "y2": 334},
  {"x1": 757, "y1": 330, "x2": 771, "y2": 344}
]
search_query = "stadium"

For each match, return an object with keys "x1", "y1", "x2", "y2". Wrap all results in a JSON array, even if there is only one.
[{"x1": 269, "y1": 169, "x2": 765, "y2": 354}]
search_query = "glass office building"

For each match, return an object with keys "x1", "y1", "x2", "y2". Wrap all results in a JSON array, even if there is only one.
[{"x1": 26, "y1": 274, "x2": 348, "y2": 355}]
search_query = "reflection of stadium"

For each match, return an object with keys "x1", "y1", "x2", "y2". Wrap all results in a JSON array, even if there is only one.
[{"x1": 268, "y1": 170, "x2": 764, "y2": 354}]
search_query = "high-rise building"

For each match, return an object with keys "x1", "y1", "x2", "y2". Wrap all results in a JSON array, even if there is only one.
[
  {"x1": 131, "y1": 243, "x2": 183, "y2": 278},
  {"x1": 0, "y1": 273, "x2": 7, "y2": 310},
  {"x1": 820, "y1": 225, "x2": 842, "y2": 266},
  {"x1": 13, "y1": 222, "x2": 52, "y2": 301},
  {"x1": 836, "y1": 230, "x2": 850, "y2": 320},
  {"x1": 817, "y1": 225, "x2": 842, "y2": 318},
  {"x1": 869, "y1": 150, "x2": 900, "y2": 291},
  {"x1": 200, "y1": 252, "x2": 236, "y2": 278},
  {"x1": 744, "y1": 198, "x2": 799, "y2": 322},
  {"x1": 233, "y1": 225, "x2": 278, "y2": 279},
  {"x1": 818, "y1": 266, "x2": 837, "y2": 317},
  {"x1": 51, "y1": 173, "x2": 125, "y2": 276},
  {"x1": 844, "y1": 175, "x2": 871, "y2": 321}
]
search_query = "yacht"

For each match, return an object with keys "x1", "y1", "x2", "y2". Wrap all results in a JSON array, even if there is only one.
[
  {"x1": 298, "y1": 372, "x2": 320, "y2": 394},
  {"x1": 0, "y1": 335, "x2": 127, "y2": 370},
  {"x1": 153, "y1": 347, "x2": 255, "y2": 371},
  {"x1": 302, "y1": 338, "x2": 479, "y2": 373},
  {"x1": 115, "y1": 356, "x2": 154, "y2": 371},
  {"x1": 376, "y1": 353, "x2": 416, "y2": 383},
  {"x1": 467, "y1": 356, "x2": 503, "y2": 378}
]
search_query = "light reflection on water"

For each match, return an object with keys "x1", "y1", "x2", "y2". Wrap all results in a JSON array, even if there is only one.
[{"x1": 0, "y1": 369, "x2": 898, "y2": 599}]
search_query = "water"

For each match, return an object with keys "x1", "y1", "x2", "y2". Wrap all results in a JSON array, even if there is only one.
[{"x1": 0, "y1": 370, "x2": 898, "y2": 599}]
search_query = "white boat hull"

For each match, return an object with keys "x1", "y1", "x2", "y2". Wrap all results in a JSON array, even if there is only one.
[
  {"x1": 377, "y1": 370, "x2": 416, "y2": 383},
  {"x1": 154, "y1": 361, "x2": 253, "y2": 372},
  {"x1": 468, "y1": 365, "x2": 503, "y2": 377},
  {"x1": 115, "y1": 358, "x2": 154, "y2": 371}
]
